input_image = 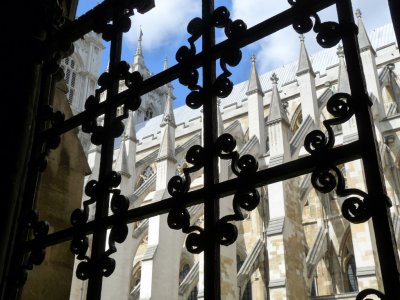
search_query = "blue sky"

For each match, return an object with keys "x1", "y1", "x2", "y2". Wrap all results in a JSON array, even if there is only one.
[{"x1": 77, "y1": 0, "x2": 392, "y2": 108}]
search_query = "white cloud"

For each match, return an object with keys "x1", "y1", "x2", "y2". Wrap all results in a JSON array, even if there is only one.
[
  {"x1": 231, "y1": 0, "x2": 290, "y2": 28},
  {"x1": 125, "y1": 0, "x2": 201, "y2": 51}
]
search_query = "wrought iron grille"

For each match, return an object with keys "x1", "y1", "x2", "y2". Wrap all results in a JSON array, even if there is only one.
[{"x1": 5, "y1": 0, "x2": 400, "y2": 299}]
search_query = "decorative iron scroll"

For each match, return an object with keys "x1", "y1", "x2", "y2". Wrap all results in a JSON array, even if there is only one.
[
  {"x1": 167, "y1": 145, "x2": 206, "y2": 253},
  {"x1": 70, "y1": 171, "x2": 129, "y2": 279},
  {"x1": 356, "y1": 288, "x2": 386, "y2": 300},
  {"x1": 82, "y1": 62, "x2": 143, "y2": 146},
  {"x1": 288, "y1": 0, "x2": 343, "y2": 49},
  {"x1": 167, "y1": 6, "x2": 256, "y2": 252},
  {"x1": 304, "y1": 93, "x2": 372, "y2": 224},
  {"x1": 11, "y1": 0, "x2": 400, "y2": 299},
  {"x1": 68, "y1": 3, "x2": 144, "y2": 282},
  {"x1": 37, "y1": 105, "x2": 65, "y2": 171},
  {"x1": 13, "y1": 211, "x2": 49, "y2": 287},
  {"x1": 177, "y1": 6, "x2": 246, "y2": 109},
  {"x1": 215, "y1": 133, "x2": 259, "y2": 246}
]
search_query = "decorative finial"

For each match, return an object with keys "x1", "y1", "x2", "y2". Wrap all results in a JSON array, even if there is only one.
[
  {"x1": 135, "y1": 26, "x2": 143, "y2": 57},
  {"x1": 336, "y1": 44, "x2": 344, "y2": 58},
  {"x1": 251, "y1": 54, "x2": 256, "y2": 63},
  {"x1": 139, "y1": 25, "x2": 143, "y2": 41},
  {"x1": 299, "y1": 34, "x2": 305, "y2": 42},
  {"x1": 355, "y1": 8, "x2": 362, "y2": 19},
  {"x1": 270, "y1": 73, "x2": 278, "y2": 84},
  {"x1": 163, "y1": 56, "x2": 168, "y2": 71}
]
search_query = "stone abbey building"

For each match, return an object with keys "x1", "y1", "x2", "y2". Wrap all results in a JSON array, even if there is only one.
[{"x1": 65, "y1": 11, "x2": 400, "y2": 300}]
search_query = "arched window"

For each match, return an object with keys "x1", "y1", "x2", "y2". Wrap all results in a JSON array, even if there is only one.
[
  {"x1": 310, "y1": 276, "x2": 317, "y2": 296},
  {"x1": 144, "y1": 107, "x2": 153, "y2": 121},
  {"x1": 290, "y1": 104, "x2": 303, "y2": 134},
  {"x1": 242, "y1": 282, "x2": 252, "y2": 300},
  {"x1": 130, "y1": 265, "x2": 141, "y2": 294},
  {"x1": 347, "y1": 256, "x2": 358, "y2": 292},
  {"x1": 62, "y1": 57, "x2": 78, "y2": 105},
  {"x1": 179, "y1": 263, "x2": 190, "y2": 283}
]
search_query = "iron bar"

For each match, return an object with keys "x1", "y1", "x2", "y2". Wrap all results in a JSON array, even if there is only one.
[
  {"x1": 201, "y1": 1, "x2": 220, "y2": 299},
  {"x1": 388, "y1": 0, "x2": 400, "y2": 49},
  {"x1": 23, "y1": 141, "x2": 361, "y2": 251},
  {"x1": 337, "y1": 0, "x2": 400, "y2": 298},
  {"x1": 85, "y1": 5, "x2": 123, "y2": 299},
  {"x1": 12, "y1": 0, "x2": 400, "y2": 299}
]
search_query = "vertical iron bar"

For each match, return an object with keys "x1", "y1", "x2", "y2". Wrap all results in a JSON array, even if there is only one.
[
  {"x1": 86, "y1": 6, "x2": 123, "y2": 300},
  {"x1": 337, "y1": 1, "x2": 400, "y2": 298},
  {"x1": 388, "y1": 0, "x2": 400, "y2": 49},
  {"x1": 201, "y1": 0, "x2": 220, "y2": 299}
]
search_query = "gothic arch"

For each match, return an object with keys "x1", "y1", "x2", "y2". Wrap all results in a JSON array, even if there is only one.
[
  {"x1": 381, "y1": 64, "x2": 400, "y2": 115},
  {"x1": 290, "y1": 103, "x2": 303, "y2": 134},
  {"x1": 339, "y1": 226, "x2": 359, "y2": 293},
  {"x1": 130, "y1": 261, "x2": 142, "y2": 293}
]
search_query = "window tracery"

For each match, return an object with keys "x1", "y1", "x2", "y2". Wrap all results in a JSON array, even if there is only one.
[
  {"x1": 346, "y1": 256, "x2": 358, "y2": 292},
  {"x1": 62, "y1": 57, "x2": 79, "y2": 105}
]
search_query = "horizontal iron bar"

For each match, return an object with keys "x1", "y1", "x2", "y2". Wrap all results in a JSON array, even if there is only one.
[
  {"x1": 40, "y1": 0, "x2": 336, "y2": 142},
  {"x1": 24, "y1": 141, "x2": 361, "y2": 250}
]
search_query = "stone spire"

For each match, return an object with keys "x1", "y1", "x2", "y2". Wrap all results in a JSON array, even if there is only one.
[
  {"x1": 114, "y1": 138, "x2": 130, "y2": 177},
  {"x1": 136, "y1": 26, "x2": 143, "y2": 57},
  {"x1": 246, "y1": 55, "x2": 267, "y2": 154},
  {"x1": 132, "y1": 27, "x2": 145, "y2": 72},
  {"x1": 267, "y1": 73, "x2": 289, "y2": 125},
  {"x1": 141, "y1": 78, "x2": 179, "y2": 300},
  {"x1": 296, "y1": 35, "x2": 315, "y2": 76},
  {"x1": 355, "y1": 9, "x2": 384, "y2": 119},
  {"x1": 124, "y1": 111, "x2": 138, "y2": 142},
  {"x1": 157, "y1": 85, "x2": 176, "y2": 162},
  {"x1": 163, "y1": 56, "x2": 168, "y2": 71},
  {"x1": 246, "y1": 54, "x2": 264, "y2": 96},
  {"x1": 160, "y1": 85, "x2": 176, "y2": 128},
  {"x1": 336, "y1": 45, "x2": 351, "y2": 94},
  {"x1": 296, "y1": 34, "x2": 319, "y2": 126},
  {"x1": 356, "y1": 9, "x2": 374, "y2": 53}
]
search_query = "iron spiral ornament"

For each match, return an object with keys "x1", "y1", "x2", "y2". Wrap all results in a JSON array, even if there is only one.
[
  {"x1": 70, "y1": 171, "x2": 129, "y2": 280},
  {"x1": 12, "y1": 211, "x2": 49, "y2": 287},
  {"x1": 176, "y1": 6, "x2": 246, "y2": 108},
  {"x1": 304, "y1": 93, "x2": 372, "y2": 223},
  {"x1": 37, "y1": 105, "x2": 65, "y2": 172},
  {"x1": 167, "y1": 144, "x2": 206, "y2": 254},
  {"x1": 168, "y1": 6, "x2": 249, "y2": 252},
  {"x1": 214, "y1": 133, "x2": 259, "y2": 245},
  {"x1": 288, "y1": 0, "x2": 345, "y2": 48},
  {"x1": 176, "y1": 16, "x2": 205, "y2": 109},
  {"x1": 305, "y1": 93, "x2": 354, "y2": 153},
  {"x1": 81, "y1": 60, "x2": 143, "y2": 146},
  {"x1": 93, "y1": 6, "x2": 133, "y2": 42},
  {"x1": 356, "y1": 289, "x2": 386, "y2": 300},
  {"x1": 211, "y1": 6, "x2": 246, "y2": 99}
]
